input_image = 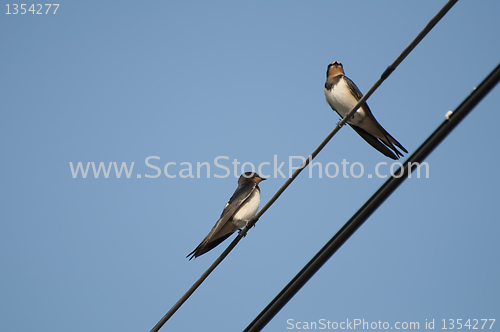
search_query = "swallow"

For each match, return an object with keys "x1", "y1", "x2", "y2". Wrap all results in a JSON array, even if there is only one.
[
  {"x1": 187, "y1": 172, "x2": 266, "y2": 260},
  {"x1": 324, "y1": 61, "x2": 407, "y2": 159}
]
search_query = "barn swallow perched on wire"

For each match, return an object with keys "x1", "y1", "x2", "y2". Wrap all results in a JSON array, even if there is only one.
[
  {"x1": 324, "y1": 61, "x2": 407, "y2": 159},
  {"x1": 187, "y1": 172, "x2": 266, "y2": 260}
]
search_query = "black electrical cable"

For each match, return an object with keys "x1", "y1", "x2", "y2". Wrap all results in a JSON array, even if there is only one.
[{"x1": 244, "y1": 62, "x2": 500, "y2": 332}]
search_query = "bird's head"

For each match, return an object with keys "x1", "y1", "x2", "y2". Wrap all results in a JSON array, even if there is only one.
[
  {"x1": 326, "y1": 61, "x2": 345, "y2": 79},
  {"x1": 239, "y1": 172, "x2": 267, "y2": 185}
]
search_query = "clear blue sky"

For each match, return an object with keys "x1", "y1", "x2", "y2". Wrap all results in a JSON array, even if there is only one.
[{"x1": 1, "y1": 1, "x2": 499, "y2": 331}]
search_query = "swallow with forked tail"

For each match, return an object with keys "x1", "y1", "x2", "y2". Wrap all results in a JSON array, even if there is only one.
[
  {"x1": 187, "y1": 172, "x2": 266, "y2": 260},
  {"x1": 324, "y1": 61, "x2": 407, "y2": 159}
]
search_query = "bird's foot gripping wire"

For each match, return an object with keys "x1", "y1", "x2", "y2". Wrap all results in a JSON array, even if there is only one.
[{"x1": 245, "y1": 218, "x2": 258, "y2": 229}]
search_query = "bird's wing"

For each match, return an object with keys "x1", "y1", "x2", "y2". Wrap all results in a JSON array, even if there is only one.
[
  {"x1": 186, "y1": 183, "x2": 257, "y2": 260},
  {"x1": 349, "y1": 124, "x2": 399, "y2": 160},
  {"x1": 344, "y1": 76, "x2": 407, "y2": 157},
  {"x1": 204, "y1": 183, "x2": 257, "y2": 241},
  {"x1": 343, "y1": 75, "x2": 374, "y2": 115}
]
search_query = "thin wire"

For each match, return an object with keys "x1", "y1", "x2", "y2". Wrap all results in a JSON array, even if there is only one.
[
  {"x1": 149, "y1": 235, "x2": 240, "y2": 332},
  {"x1": 150, "y1": 1, "x2": 458, "y2": 330},
  {"x1": 244, "y1": 62, "x2": 500, "y2": 332}
]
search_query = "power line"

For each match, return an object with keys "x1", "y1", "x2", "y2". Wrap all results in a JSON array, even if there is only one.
[
  {"x1": 149, "y1": 1, "x2": 458, "y2": 330},
  {"x1": 244, "y1": 62, "x2": 500, "y2": 332}
]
